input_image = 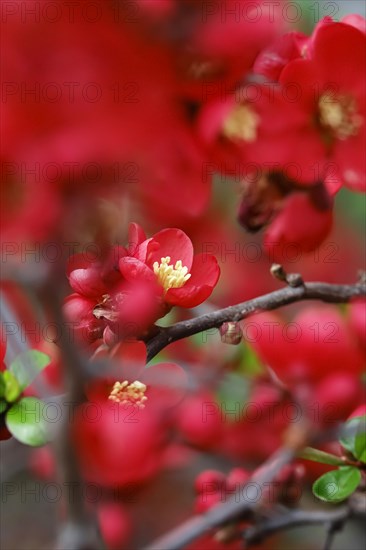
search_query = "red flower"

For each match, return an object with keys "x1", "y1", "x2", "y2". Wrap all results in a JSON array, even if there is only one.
[
  {"x1": 90, "y1": 340, "x2": 188, "y2": 412},
  {"x1": 208, "y1": 18, "x2": 366, "y2": 190},
  {"x1": 64, "y1": 223, "x2": 220, "y2": 345},
  {"x1": 73, "y1": 341, "x2": 187, "y2": 487},
  {"x1": 120, "y1": 226, "x2": 220, "y2": 308},
  {"x1": 73, "y1": 398, "x2": 165, "y2": 487},
  {"x1": 278, "y1": 20, "x2": 366, "y2": 190}
]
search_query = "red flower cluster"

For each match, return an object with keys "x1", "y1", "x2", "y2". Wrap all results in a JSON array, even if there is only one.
[
  {"x1": 199, "y1": 15, "x2": 365, "y2": 257},
  {"x1": 64, "y1": 223, "x2": 220, "y2": 346}
]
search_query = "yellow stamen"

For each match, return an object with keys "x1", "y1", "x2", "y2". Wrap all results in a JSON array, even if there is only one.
[
  {"x1": 109, "y1": 380, "x2": 147, "y2": 409},
  {"x1": 153, "y1": 256, "x2": 191, "y2": 293},
  {"x1": 318, "y1": 93, "x2": 363, "y2": 140},
  {"x1": 222, "y1": 104, "x2": 260, "y2": 143}
]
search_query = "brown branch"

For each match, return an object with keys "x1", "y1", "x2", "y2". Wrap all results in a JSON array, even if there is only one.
[
  {"x1": 143, "y1": 446, "x2": 297, "y2": 550},
  {"x1": 146, "y1": 281, "x2": 365, "y2": 361},
  {"x1": 243, "y1": 501, "x2": 364, "y2": 547}
]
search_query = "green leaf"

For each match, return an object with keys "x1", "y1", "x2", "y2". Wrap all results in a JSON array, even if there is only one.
[
  {"x1": 339, "y1": 415, "x2": 366, "y2": 463},
  {"x1": 312, "y1": 467, "x2": 361, "y2": 503},
  {"x1": 0, "y1": 399, "x2": 8, "y2": 414},
  {"x1": 3, "y1": 371, "x2": 22, "y2": 402},
  {"x1": 299, "y1": 447, "x2": 345, "y2": 466},
  {"x1": 9, "y1": 350, "x2": 51, "y2": 391},
  {"x1": 5, "y1": 397, "x2": 48, "y2": 446}
]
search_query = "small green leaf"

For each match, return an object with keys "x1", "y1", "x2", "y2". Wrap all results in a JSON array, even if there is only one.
[
  {"x1": 5, "y1": 397, "x2": 48, "y2": 446},
  {"x1": 312, "y1": 466, "x2": 361, "y2": 503},
  {"x1": 3, "y1": 371, "x2": 22, "y2": 402},
  {"x1": 9, "y1": 350, "x2": 51, "y2": 391},
  {"x1": 299, "y1": 447, "x2": 345, "y2": 466},
  {"x1": 0, "y1": 399, "x2": 8, "y2": 414},
  {"x1": 339, "y1": 415, "x2": 366, "y2": 462}
]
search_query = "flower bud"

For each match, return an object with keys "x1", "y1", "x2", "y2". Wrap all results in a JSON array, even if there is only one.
[{"x1": 220, "y1": 322, "x2": 242, "y2": 345}]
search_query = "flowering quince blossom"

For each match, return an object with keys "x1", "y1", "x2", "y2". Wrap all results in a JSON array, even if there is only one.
[
  {"x1": 73, "y1": 341, "x2": 188, "y2": 487},
  {"x1": 235, "y1": 17, "x2": 364, "y2": 190},
  {"x1": 90, "y1": 340, "x2": 188, "y2": 412},
  {"x1": 63, "y1": 223, "x2": 220, "y2": 345},
  {"x1": 197, "y1": 16, "x2": 366, "y2": 257},
  {"x1": 229, "y1": 17, "x2": 366, "y2": 190},
  {"x1": 278, "y1": 20, "x2": 366, "y2": 190}
]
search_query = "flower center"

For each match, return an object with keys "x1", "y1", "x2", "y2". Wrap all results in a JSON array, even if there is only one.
[
  {"x1": 153, "y1": 256, "x2": 191, "y2": 293},
  {"x1": 318, "y1": 93, "x2": 363, "y2": 140},
  {"x1": 109, "y1": 380, "x2": 147, "y2": 409},
  {"x1": 222, "y1": 104, "x2": 260, "y2": 143}
]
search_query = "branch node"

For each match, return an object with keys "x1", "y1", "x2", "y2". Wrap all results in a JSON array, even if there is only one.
[
  {"x1": 270, "y1": 264, "x2": 303, "y2": 287},
  {"x1": 286, "y1": 273, "x2": 304, "y2": 288}
]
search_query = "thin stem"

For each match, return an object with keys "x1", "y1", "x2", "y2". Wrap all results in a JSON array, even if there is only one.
[
  {"x1": 244, "y1": 507, "x2": 352, "y2": 546},
  {"x1": 146, "y1": 282, "x2": 365, "y2": 361}
]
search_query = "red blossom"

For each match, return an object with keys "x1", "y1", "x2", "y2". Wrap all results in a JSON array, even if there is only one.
[
  {"x1": 74, "y1": 341, "x2": 187, "y2": 487},
  {"x1": 64, "y1": 223, "x2": 220, "y2": 346},
  {"x1": 278, "y1": 20, "x2": 366, "y2": 189}
]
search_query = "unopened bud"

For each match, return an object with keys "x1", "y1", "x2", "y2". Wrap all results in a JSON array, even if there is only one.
[
  {"x1": 220, "y1": 322, "x2": 242, "y2": 345},
  {"x1": 270, "y1": 263, "x2": 287, "y2": 281}
]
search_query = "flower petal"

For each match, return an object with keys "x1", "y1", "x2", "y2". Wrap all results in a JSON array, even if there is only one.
[
  {"x1": 146, "y1": 228, "x2": 194, "y2": 270},
  {"x1": 333, "y1": 126, "x2": 366, "y2": 192},
  {"x1": 165, "y1": 254, "x2": 220, "y2": 308},
  {"x1": 119, "y1": 257, "x2": 156, "y2": 284},
  {"x1": 66, "y1": 253, "x2": 94, "y2": 277},
  {"x1": 313, "y1": 23, "x2": 366, "y2": 94},
  {"x1": 69, "y1": 268, "x2": 107, "y2": 298},
  {"x1": 128, "y1": 222, "x2": 146, "y2": 249}
]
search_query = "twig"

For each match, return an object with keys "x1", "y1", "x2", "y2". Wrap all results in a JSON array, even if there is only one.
[
  {"x1": 143, "y1": 447, "x2": 297, "y2": 550},
  {"x1": 322, "y1": 519, "x2": 344, "y2": 550},
  {"x1": 244, "y1": 506, "x2": 354, "y2": 546},
  {"x1": 146, "y1": 281, "x2": 365, "y2": 361}
]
